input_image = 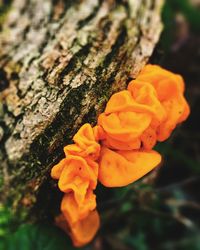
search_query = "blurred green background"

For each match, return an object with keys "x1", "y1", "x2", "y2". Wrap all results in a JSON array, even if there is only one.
[{"x1": 0, "y1": 0, "x2": 200, "y2": 249}]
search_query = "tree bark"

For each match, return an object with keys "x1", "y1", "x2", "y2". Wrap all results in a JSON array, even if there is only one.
[{"x1": 0, "y1": 0, "x2": 163, "y2": 223}]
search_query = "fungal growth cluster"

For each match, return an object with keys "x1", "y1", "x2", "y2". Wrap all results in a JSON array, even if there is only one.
[{"x1": 51, "y1": 65, "x2": 190, "y2": 246}]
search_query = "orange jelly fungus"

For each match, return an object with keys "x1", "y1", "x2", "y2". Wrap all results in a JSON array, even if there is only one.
[{"x1": 51, "y1": 64, "x2": 190, "y2": 247}]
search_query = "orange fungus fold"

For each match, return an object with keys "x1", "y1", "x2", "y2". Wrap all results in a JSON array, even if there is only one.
[
  {"x1": 50, "y1": 64, "x2": 190, "y2": 247},
  {"x1": 98, "y1": 146, "x2": 161, "y2": 187}
]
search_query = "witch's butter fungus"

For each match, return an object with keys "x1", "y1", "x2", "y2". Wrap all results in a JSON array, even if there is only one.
[{"x1": 51, "y1": 65, "x2": 190, "y2": 246}]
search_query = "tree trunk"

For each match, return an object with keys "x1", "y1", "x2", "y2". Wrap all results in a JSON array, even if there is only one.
[{"x1": 0, "y1": 0, "x2": 163, "y2": 224}]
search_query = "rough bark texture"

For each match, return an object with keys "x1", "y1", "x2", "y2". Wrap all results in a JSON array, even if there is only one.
[{"x1": 0, "y1": 0, "x2": 163, "y2": 223}]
